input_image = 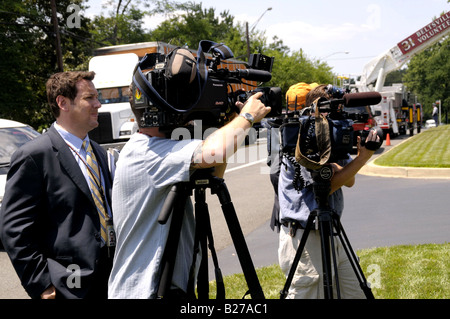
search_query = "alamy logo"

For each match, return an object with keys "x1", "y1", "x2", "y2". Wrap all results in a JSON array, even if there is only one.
[
  {"x1": 66, "y1": 4, "x2": 81, "y2": 28},
  {"x1": 66, "y1": 264, "x2": 81, "y2": 288},
  {"x1": 366, "y1": 264, "x2": 382, "y2": 289}
]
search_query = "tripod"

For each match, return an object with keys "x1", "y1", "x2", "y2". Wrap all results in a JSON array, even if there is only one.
[
  {"x1": 280, "y1": 165, "x2": 374, "y2": 299},
  {"x1": 157, "y1": 169, "x2": 265, "y2": 300}
]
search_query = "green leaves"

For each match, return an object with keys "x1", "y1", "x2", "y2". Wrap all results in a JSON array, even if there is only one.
[
  {"x1": 404, "y1": 36, "x2": 450, "y2": 120},
  {"x1": 0, "y1": 0, "x2": 335, "y2": 130}
]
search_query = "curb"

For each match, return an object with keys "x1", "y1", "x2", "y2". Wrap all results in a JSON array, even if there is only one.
[{"x1": 359, "y1": 160, "x2": 450, "y2": 179}]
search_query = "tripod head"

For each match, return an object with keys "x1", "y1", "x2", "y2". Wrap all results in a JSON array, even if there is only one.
[
  {"x1": 158, "y1": 168, "x2": 219, "y2": 225},
  {"x1": 309, "y1": 164, "x2": 334, "y2": 210}
]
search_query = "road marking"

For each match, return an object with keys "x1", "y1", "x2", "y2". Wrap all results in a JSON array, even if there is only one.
[{"x1": 225, "y1": 158, "x2": 267, "y2": 173}]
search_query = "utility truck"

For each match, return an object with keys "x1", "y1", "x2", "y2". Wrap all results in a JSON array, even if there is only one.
[
  {"x1": 355, "y1": 10, "x2": 450, "y2": 136},
  {"x1": 373, "y1": 84, "x2": 408, "y2": 136}
]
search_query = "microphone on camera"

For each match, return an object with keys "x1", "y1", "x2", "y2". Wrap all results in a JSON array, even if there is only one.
[
  {"x1": 319, "y1": 92, "x2": 382, "y2": 108},
  {"x1": 234, "y1": 69, "x2": 272, "y2": 82},
  {"x1": 343, "y1": 92, "x2": 382, "y2": 107}
]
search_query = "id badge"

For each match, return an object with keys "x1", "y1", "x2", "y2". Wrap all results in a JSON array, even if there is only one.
[{"x1": 106, "y1": 217, "x2": 116, "y2": 248}]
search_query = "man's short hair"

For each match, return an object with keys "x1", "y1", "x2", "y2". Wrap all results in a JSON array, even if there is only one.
[{"x1": 46, "y1": 71, "x2": 95, "y2": 118}]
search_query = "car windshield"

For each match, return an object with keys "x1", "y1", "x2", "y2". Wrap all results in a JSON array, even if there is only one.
[
  {"x1": 344, "y1": 106, "x2": 371, "y2": 122},
  {"x1": 0, "y1": 126, "x2": 40, "y2": 171},
  {"x1": 344, "y1": 106, "x2": 368, "y2": 114}
]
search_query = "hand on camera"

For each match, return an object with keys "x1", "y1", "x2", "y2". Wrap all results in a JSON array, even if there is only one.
[
  {"x1": 357, "y1": 129, "x2": 380, "y2": 159},
  {"x1": 239, "y1": 92, "x2": 271, "y2": 123}
]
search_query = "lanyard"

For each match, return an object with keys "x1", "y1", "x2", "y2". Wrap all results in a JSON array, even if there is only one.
[
  {"x1": 66, "y1": 142, "x2": 116, "y2": 250},
  {"x1": 66, "y1": 142, "x2": 105, "y2": 198}
]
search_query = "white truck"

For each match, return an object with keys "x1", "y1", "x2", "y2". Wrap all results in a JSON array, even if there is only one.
[
  {"x1": 89, "y1": 52, "x2": 139, "y2": 146},
  {"x1": 356, "y1": 10, "x2": 450, "y2": 136},
  {"x1": 373, "y1": 84, "x2": 408, "y2": 136}
]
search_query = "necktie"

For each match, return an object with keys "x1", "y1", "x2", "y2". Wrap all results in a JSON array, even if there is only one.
[{"x1": 83, "y1": 140, "x2": 108, "y2": 244}]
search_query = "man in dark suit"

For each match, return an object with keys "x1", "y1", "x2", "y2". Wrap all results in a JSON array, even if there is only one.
[{"x1": 0, "y1": 71, "x2": 114, "y2": 299}]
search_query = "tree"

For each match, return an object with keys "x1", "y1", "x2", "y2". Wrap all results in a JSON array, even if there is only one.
[
  {"x1": 0, "y1": 0, "x2": 97, "y2": 130},
  {"x1": 89, "y1": 5, "x2": 152, "y2": 45},
  {"x1": 90, "y1": 0, "x2": 188, "y2": 46},
  {"x1": 263, "y1": 38, "x2": 334, "y2": 99},
  {"x1": 149, "y1": 5, "x2": 334, "y2": 102},
  {"x1": 404, "y1": 35, "x2": 450, "y2": 121},
  {"x1": 384, "y1": 69, "x2": 406, "y2": 87},
  {"x1": 149, "y1": 3, "x2": 243, "y2": 50},
  {"x1": 0, "y1": 0, "x2": 336, "y2": 128}
]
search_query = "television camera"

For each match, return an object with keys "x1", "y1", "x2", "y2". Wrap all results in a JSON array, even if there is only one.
[
  {"x1": 280, "y1": 87, "x2": 383, "y2": 167},
  {"x1": 131, "y1": 40, "x2": 282, "y2": 132}
]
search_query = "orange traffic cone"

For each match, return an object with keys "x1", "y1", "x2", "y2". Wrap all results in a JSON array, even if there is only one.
[{"x1": 385, "y1": 133, "x2": 391, "y2": 146}]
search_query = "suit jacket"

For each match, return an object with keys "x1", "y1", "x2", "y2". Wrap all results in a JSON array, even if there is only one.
[{"x1": 0, "y1": 125, "x2": 113, "y2": 299}]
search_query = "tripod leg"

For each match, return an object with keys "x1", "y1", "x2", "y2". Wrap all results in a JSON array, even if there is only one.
[
  {"x1": 327, "y1": 217, "x2": 341, "y2": 299},
  {"x1": 194, "y1": 188, "x2": 210, "y2": 300},
  {"x1": 333, "y1": 218, "x2": 375, "y2": 299},
  {"x1": 213, "y1": 180, "x2": 265, "y2": 299},
  {"x1": 193, "y1": 187, "x2": 226, "y2": 300},
  {"x1": 201, "y1": 199, "x2": 225, "y2": 300},
  {"x1": 318, "y1": 213, "x2": 334, "y2": 299},
  {"x1": 279, "y1": 213, "x2": 316, "y2": 299},
  {"x1": 157, "y1": 188, "x2": 188, "y2": 299}
]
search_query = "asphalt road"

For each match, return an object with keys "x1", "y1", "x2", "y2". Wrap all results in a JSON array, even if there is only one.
[
  {"x1": 210, "y1": 171, "x2": 450, "y2": 277},
  {"x1": 206, "y1": 132, "x2": 450, "y2": 277},
  {"x1": 1, "y1": 131, "x2": 449, "y2": 299}
]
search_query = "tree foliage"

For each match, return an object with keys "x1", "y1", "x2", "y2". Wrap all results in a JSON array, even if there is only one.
[
  {"x1": 1, "y1": 0, "x2": 334, "y2": 130},
  {"x1": 404, "y1": 35, "x2": 450, "y2": 121},
  {"x1": 0, "y1": 0, "x2": 96, "y2": 130}
]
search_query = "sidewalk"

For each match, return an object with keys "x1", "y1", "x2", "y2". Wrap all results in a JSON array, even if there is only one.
[
  {"x1": 359, "y1": 159, "x2": 450, "y2": 179},
  {"x1": 358, "y1": 131, "x2": 450, "y2": 179}
]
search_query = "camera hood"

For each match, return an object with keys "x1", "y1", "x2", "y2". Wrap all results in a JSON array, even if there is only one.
[{"x1": 132, "y1": 40, "x2": 234, "y2": 113}]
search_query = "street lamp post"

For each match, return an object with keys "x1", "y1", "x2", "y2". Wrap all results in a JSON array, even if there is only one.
[
  {"x1": 321, "y1": 51, "x2": 350, "y2": 60},
  {"x1": 246, "y1": 7, "x2": 272, "y2": 60}
]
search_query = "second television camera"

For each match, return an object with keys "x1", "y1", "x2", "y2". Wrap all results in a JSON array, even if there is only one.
[
  {"x1": 132, "y1": 40, "x2": 282, "y2": 132},
  {"x1": 280, "y1": 86, "x2": 384, "y2": 172}
]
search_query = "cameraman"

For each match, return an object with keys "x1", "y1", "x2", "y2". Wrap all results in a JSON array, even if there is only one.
[
  {"x1": 108, "y1": 83, "x2": 270, "y2": 299},
  {"x1": 278, "y1": 84, "x2": 380, "y2": 299}
]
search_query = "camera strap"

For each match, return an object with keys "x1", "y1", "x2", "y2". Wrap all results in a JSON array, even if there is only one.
[{"x1": 295, "y1": 98, "x2": 332, "y2": 170}]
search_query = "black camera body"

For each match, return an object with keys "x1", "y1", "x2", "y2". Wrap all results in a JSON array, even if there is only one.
[
  {"x1": 132, "y1": 41, "x2": 282, "y2": 131},
  {"x1": 135, "y1": 69, "x2": 229, "y2": 128},
  {"x1": 303, "y1": 115, "x2": 354, "y2": 163},
  {"x1": 234, "y1": 86, "x2": 282, "y2": 119},
  {"x1": 280, "y1": 90, "x2": 383, "y2": 166},
  {"x1": 280, "y1": 113, "x2": 354, "y2": 162}
]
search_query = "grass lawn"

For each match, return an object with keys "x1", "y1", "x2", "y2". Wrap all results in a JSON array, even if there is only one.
[
  {"x1": 374, "y1": 125, "x2": 450, "y2": 168},
  {"x1": 208, "y1": 243, "x2": 450, "y2": 299}
]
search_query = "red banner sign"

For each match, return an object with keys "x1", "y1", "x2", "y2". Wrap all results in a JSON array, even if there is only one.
[{"x1": 397, "y1": 11, "x2": 450, "y2": 55}]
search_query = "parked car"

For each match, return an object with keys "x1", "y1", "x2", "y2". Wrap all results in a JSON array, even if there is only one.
[
  {"x1": 0, "y1": 119, "x2": 40, "y2": 248},
  {"x1": 425, "y1": 119, "x2": 437, "y2": 129}
]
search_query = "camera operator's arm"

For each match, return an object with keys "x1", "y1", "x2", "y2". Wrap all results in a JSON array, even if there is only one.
[
  {"x1": 191, "y1": 92, "x2": 271, "y2": 175},
  {"x1": 329, "y1": 130, "x2": 379, "y2": 194}
]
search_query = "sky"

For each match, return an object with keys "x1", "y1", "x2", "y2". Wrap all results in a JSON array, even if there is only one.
[{"x1": 84, "y1": 0, "x2": 450, "y2": 77}]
